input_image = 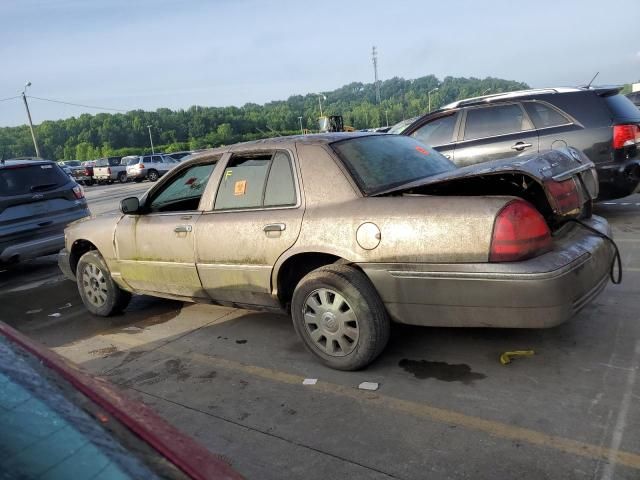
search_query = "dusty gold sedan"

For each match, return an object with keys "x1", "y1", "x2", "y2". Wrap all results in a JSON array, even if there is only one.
[{"x1": 59, "y1": 133, "x2": 614, "y2": 370}]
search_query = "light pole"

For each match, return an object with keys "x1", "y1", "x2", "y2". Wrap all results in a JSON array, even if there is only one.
[
  {"x1": 147, "y1": 125, "x2": 155, "y2": 154},
  {"x1": 317, "y1": 94, "x2": 326, "y2": 117},
  {"x1": 428, "y1": 87, "x2": 439, "y2": 113},
  {"x1": 298, "y1": 116, "x2": 304, "y2": 135},
  {"x1": 21, "y1": 82, "x2": 41, "y2": 158}
]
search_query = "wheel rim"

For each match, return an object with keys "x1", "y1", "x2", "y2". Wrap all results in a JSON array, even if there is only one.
[
  {"x1": 149, "y1": 172, "x2": 157, "y2": 180},
  {"x1": 81, "y1": 263, "x2": 108, "y2": 308},
  {"x1": 302, "y1": 288, "x2": 359, "y2": 357}
]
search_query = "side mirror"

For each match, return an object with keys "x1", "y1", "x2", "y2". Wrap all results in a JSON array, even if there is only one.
[{"x1": 120, "y1": 196, "x2": 140, "y2": 214}]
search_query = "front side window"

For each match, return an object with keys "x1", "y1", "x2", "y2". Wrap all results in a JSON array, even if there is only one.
[
  {"x1": 410, "y1": 113, "x2": 458, "y2": 146},
  {"x1": 148, "y1": 162, "x2": 216, "y2": 213},
  {"x1": 214, "y1": 151, "x2": 297, "y2": 210},
  {"x1": 463, "y1": 104, "x2": 529, "y2": 141},
  {"x1": 331, "y1": 135, "x2": 455, "y2": 195},
  {"x1": 524, "y1": 102, "x2": 571, "y2": 129}
]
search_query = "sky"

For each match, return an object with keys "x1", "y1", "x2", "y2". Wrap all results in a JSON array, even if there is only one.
[{"x1": 1, "y1": 0, "x2": 639, "y2": 127}]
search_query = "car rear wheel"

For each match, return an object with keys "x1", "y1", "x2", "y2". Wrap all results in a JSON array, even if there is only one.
[
  {"x1": 117, "y1": 172, "x2": 127, "y2": 183},
  {"x1": 77, "y1": 251, "x2": 131, "y2": 316},
  {"x1": 291, "y1": 264, "x2": 390, "y2": 370},
  {"x1": 147, "y1": 170, "x2": 159, "y2": 182}
]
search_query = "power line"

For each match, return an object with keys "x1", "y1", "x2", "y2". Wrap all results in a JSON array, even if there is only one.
[
  {"x1": 0, "y1": 95, "x2": 20, "y2": 103},
  {"x1": 26, "y1": 95, "x2": 129, "y2": 113}
]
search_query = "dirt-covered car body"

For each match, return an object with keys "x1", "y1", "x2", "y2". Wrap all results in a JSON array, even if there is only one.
[{"x1": 59, "y1": 133, "x2": 614, "y2": 369}]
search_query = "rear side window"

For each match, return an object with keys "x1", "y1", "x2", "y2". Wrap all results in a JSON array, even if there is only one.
[
  {"x1": 152, "y1": 156, "x2": 163, "y2": 164},
  {"x1": 0, "y1": 164, "x2": 69, "y2": 196},
  {"x1": 604, "y1": 94, "x2": 640, "y2": 121},
  {"x1": 214, "y1": 151, "x2": 296, "y2": 210},
  {"x1": 464, "y1": 104, "x2": 529, "y2": 141},
  {"x1": 524, "y1": 102, "x2": 571, "y2": 128},
  {"x1": 410, "y1": 113, "x2": 458, "y2": 146}
]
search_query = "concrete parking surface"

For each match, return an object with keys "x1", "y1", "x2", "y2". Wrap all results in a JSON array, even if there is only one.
[{"x1": 2, "y1": 183, "x2": 639, "y2": 479}]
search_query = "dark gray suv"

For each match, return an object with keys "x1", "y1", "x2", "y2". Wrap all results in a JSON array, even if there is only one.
[
  {"x1": 0, "y1": 159, "x2": 90, "y2": 264},
  {"x1": 401, "y1": 87, "x2": 640, "y2": 200}
]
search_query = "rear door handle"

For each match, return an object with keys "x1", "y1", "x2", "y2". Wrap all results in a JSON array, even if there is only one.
[
  {"x1": 263, "y1": 223, "x2": 286, "y2": 232},
  {"x1": 511, "y1": 142, "x2": 533, "y2": 151},
  {"x1": 174, "y1": 225, "x2": 193, "y2": 233}
]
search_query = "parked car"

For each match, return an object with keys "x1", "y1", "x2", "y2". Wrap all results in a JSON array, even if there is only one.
[
  {"x1": 58, "y1": 160, "x2": 84, "y2": 179},
  {"x1": 0, "y1": 321, "x2": 242, "y2": 480},
  {"x1": 1, "y1": 159, "x2": 89, "y2": 264},
  {"x1": 60, "y1": 134, "x2": 613, "y2": 369},
  {"x1": 401, "y1": 86, "x2": 640, "y2": 200},
  {"x1": 125, "y1": 154, "x2": 178, "y2": 182},
  {"x1": 93, "y1": 156, "x2": 126, "y2": 184},
  {"x1": 627, "y1": 91, "x2": 640, "y2": 108},
  {"x1": 74, "y1": 160, "x2": 96, "y2": 186}
]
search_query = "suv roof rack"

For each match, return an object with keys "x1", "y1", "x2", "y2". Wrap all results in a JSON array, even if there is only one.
[{"x1": 442, "y1": 87, "x2": 584, "y2": 109}]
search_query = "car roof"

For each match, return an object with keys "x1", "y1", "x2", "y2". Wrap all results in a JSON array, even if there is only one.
[
  {"x1": 0, "y1": 158, "x2": 55, "y2": 169},
  {"x1": 438, "y1": 85, "x2": 622, "y2": 111}
]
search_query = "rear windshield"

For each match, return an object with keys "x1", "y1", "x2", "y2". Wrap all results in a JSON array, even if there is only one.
[
  {"x1": 605, "y1": 94, "x2": 640, "y2": 121},
  {"x1": 94, "y1": 158, "x2": 109, "y2": 167},
  {"x1": 331, "y1": 135, "x2": 456, "y2": 194},
  {"x1": 63, "y1": 160, "x2": 81, "y2": 167},
  {"x1": 126, "y1": 157, "x2": 140, "y2": 165},
  {"x1": 0, "y1": 164, "x2": 70, "y2": 196}
]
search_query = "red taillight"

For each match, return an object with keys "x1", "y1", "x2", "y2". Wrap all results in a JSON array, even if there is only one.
[
  {"x1": 138, "y1": 163, "x2": 145, "y2": 169},
  {"x1": 107, "y1": 167, "x2": 111, "y2": 174},
  {"x1": 546, "y1": 178, "x2": 581, "y2": 214},
  {"x1": 489, "y1": 200, "x2": 552, "y2": 262},
  {"x1": 613, "y1": 124, "x2": 640, "y2": 149},
  {"x1": 72, "y1": 185, "x2": 84, "y2": 199}
]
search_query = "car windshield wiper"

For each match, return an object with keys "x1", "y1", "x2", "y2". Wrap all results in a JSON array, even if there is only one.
[{"x1": 30, "y1": 183, "x2": 58, "y2": 192}]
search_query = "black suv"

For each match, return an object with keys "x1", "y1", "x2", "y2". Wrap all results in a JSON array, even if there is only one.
[
  {"x1": 0, "y1": 159, "x2": 90, "y2": 264},
  {"x1": 401, "y1": 87, "x2": 640, "y2": 199}
]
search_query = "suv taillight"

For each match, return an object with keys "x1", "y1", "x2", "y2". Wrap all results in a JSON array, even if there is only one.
[
  {"x1": 72, "y1": 185, "x2": 84, "y2": 199},
  {"x1": 545, "y1": 178, "x2": 581, "y2": 214},
  {"x1": 489, "y1": 200, "x2": 552, "y2": 262},
  {"x1": 107, "y1": 167, "x2": 111, "y2": 174},
  {"x1": 613, "y1": 124, "x2": 640, "y2": 149},
  {"x1": 138, "y1": 163, "x2": 144, "y2": 169}
]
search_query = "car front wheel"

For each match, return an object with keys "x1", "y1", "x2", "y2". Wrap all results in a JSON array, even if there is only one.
[
  {"x1": 76, "y1": 251, "x2": 132, "y2": 316},
  {"x1": 291, "y1": 264, "x2": 390, "y2": 370}
]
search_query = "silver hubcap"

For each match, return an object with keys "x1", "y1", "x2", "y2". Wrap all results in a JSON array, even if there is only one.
[
  {"x1": 82, "y1": 263, "x2": 108, "y2": 307},
  {"x1": 303, "y1": 288, "x2": 359, "y2": 357}
]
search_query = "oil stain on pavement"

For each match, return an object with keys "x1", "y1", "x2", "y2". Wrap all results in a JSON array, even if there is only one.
[{"x1": 399, "y1": 358, "x2": 486, "y2": 385}]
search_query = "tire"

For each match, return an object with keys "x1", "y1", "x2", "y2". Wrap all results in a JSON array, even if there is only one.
[
  {"x1": 291, "y1": 264, "x2": 390, "y2": 370},
  {"x1": 76, "y1": 251, "x2": 132, "y2": 316},
  {"x1": 117, "y1": 172, "x2": 127, "y2": 183},
  {"x1": 147, "y1": 170, "x2": 159, "y2": 182}
]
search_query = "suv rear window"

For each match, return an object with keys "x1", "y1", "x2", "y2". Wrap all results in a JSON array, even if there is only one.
[
  {"x1": 604, "y1": 94, "x2": 640, "y2": 121},
  {"x1": 0, "y1": 164, "x2": 69, "y2": 196},
  {"x1": 331, "y1": 135, "x2": 455, "y2": 194}
]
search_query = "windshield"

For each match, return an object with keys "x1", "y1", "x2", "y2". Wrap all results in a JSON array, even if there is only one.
[
  {"x1": 331, "y1": 135, "x2": 456, "y2": 194},
  {"x1": 387, "y1": 116, "x2": 419, "y2": 134},
  {"x1": 0, "y1": 163, "x2": 69, "y2": 196}
]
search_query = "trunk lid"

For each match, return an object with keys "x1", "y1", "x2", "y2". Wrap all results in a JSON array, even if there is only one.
[{"x1": 373, "y1": 148, "x2": 597, "y2": 227}]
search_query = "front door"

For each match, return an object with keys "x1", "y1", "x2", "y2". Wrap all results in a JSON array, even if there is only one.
[
  {"x1": 195, "y1": 149, "x2": 304, "y2": 308},
  {"x1": 452, "y1": 103, "x2": 539, "y2": 167},
  {"x1": 115, "y1": 161, "x2": 217, "y2": 298}
]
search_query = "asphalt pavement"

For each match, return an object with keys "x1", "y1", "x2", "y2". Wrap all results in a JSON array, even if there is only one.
[{"x1": 2, "y1": 183, "x2": 639, "y2": 480}]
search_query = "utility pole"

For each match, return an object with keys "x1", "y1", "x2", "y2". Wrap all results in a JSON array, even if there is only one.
[
  {"x1": 317, "y1": 94, "x2": 326, "y2": 117},
  {"x1": 147, "y1": 125, "x2": 155, "y2": 154},
  {"x1": 298, "y1": 116, "x2": 304, "y2": 135},
  {"x1": 372, "y1": 46, "x2": 381, "y2": 104},
  {"x1": 428, "y1": 87, "x2": 439, "y2": 113},
  {"x1": 21, "y1": 82, "x2": 41, "y2": 158}
]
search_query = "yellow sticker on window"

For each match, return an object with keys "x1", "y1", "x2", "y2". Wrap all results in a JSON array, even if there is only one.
[{"x1": 234, "y1": 180, "x2": 247, "y2": 196}]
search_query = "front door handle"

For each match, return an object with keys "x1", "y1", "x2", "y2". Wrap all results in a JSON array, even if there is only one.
[
  {"x1": 263, "y1": 223, "x2": 286, "y2": 232},
  {"x1": 511, "y1": 142, "x2": 533, "y2": 151},
  {"x1": 174, "y1": 225, "x2": 193, "y2": 233}
]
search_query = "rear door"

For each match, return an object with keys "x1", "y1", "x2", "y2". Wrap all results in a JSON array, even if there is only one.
[
  {"x1": 452, "y1": 103, "x2": 539, "y2": 167},
  {"x1": 195, "y1": 149, "x2": 304, "y2": 308}
]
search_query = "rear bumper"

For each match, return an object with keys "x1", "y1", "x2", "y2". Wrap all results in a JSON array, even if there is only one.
[
  {"x1": 1, "y1": 234, "x2": 65, "y2": 263},
  {"x1": 596, "y1": 159, "x2": 640, "y2": 199},
  {"x1": 358, "y1": 216, "x2": 614, "y2": 328}
]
